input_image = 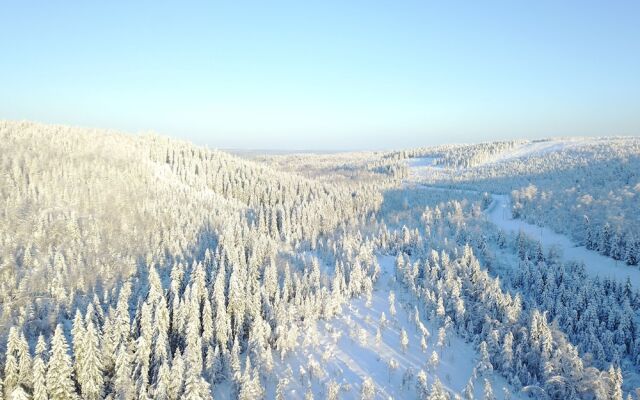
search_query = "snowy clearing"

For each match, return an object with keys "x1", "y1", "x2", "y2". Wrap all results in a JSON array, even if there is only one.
[
  {"x1": 486, "y1": 194, "x2": 640, "y2": 288},
  {"x1": 267, "y1": 256, "x2": 520, "y2": 399},
  {"x1": 485, "y1": 139, "x2": 586, "y2": 165}
]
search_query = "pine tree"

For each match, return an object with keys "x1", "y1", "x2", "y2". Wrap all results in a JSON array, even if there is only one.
[
  {"x1": 360, "y1": 376, "x2": 375, "y2": 400},
  {"x1": 168, "y1": 350, "x2": 185, "y2": 400},
  {"x1": 135, "y1": 301, "x2": 153, "y2": 392},
  {"x1": 3, "y1": 331, "x2": 19, "y2": 397},
  {"x1": 113, "y1": 341, "x2": 134, "y2": 400},
  {"x1": 213, "y1": 264, "x2": 230, "y2": 348},
  {"x1": 608, "y1": 365, "x2": 623, "y2": 400},
  {"x1": 428, "y1": 351, "x2": 439, "y2": 371},
  {"x1": 275, "y1": 378, "x2": 288, "y2": 400},
  {"x1": 421, "y1": 335, "x2": 428, "y2": 353},
  {"x1": 153, "y1": 296, "x2": 171, "y2": 365},
  {"x1": 80, "y1": 320, "x2": 104, "y2": 400},
  {"x1": 600, "y1": 223, "x2": 612, "y2": 256},
  {"x1": 46, "y1": 324, "x2": 77, "y2": 400},
  {"x1": 476, "y1": 341, "x2": 493, "y2": 376},
  {"x1": 326, "y1": 380, "x2": 340, "y2": 400},
  {"x1": 16, "y1": 332, "x2": 32, "y2": 390},
  {"x1": 483, "y1": 379, "x2": 495, "y2": 400},
  {"x1": 8, "y1": 386, "x2": 29, "y2": 400},
  {"x1": 463, "y1": 378, "x2": 474, "y2": 400},
  {"x1": 625, "y1": 238, "x2": 638, "y2": 265},
  {"x1": 71, "y1": 310, "x2": 86, "y2": 389},
  {"x1": 183, "y1": 318, "x2": 211, "y2": 400},
  {"x1": 416, "y1": 369, "x2": 429, "y2": 399},
  {"x1": 400, "y1": 328, "x2": 409, "y2": 353},
  {"x1": 501, "y1": 332, "x2": 513, "y2": 372},
  {"x1": 202, "y1": 297, "x2": 214, "y2": 344},
  {"x1": 428, "y1": 377, "x2": 448, "y2": 400},
  {"x1": 32, "y1": 336, "x2": 48, "y2": 400},
  {"x1": 153, "y1": 361, "x2": 171, "y2": 400}
]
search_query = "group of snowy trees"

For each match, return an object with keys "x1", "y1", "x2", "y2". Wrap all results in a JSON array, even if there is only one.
[
  {"x1": 0, "y1": 120, "x2": 383, "y2": 326},
  {"x1": 377, "y1": 190, "x2": 634, "y2": 398},
  {"x1": 2, "y1": 221, "x2": 384, "y2": 399},
  {"x1": 397, "y1": 136, "x2": 640, "y2": 269},
  {"x1": 0, "y1": 121, "x2": 389, "y2": 399},
  {"x1": 396, "y1": 140, "x2": 526, "y2": 169},
  {"x1": 511, "y1": 181, "x2": 640, "y2": 266},
  {"x1": 2, "y1": 121, "x2": 638, "y2": 399}
]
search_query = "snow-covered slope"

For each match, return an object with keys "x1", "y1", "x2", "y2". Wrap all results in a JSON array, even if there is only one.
[
  {"x1": 486, "y1": 194, "x2": 640, "y2": 288},
  {"x1": 266, "y1": 256, "x2": 520, "y2": 399},
  {"x1": 484, "y1": 139, "x2": 586, "y2": 165}
]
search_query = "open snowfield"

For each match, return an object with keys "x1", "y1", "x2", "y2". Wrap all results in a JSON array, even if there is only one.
[
  {"x1": 264, "y1": 256, "x2": 520, "y2": 399},
  {"x1": 406, "y1": 157, "x2": 441, "y2": 182},
  {"x1": 485, "y1": 139, "x2": 587, "y2": 165}
]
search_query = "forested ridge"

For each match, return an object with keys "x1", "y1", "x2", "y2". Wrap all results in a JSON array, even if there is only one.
[{"x1": 0, "y1": 122, "x2": 638, "y2": 399}]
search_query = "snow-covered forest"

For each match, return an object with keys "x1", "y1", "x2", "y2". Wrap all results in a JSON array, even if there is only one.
[{"x1": 1, "y1": 121, "x2": 639, "y2": 399}]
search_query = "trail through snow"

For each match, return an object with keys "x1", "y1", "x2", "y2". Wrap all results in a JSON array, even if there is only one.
[
  {"x1": 267, "y1": 256, "x2": 520, "y2": 399},
  {"x1": 486, "y1": 194, "x2": 640, "y2": 288},
  {"x1": 405, "y1": 151, "x2": 640, "y2": 289}
]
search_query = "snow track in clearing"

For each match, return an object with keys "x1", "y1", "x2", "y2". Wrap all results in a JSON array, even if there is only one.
[
  {"x1": 270, "y1": 256, "x2": 520, "y2": 399},
  {"x1": 486, "y1": 194, "x2": 640, "y2": 288}
]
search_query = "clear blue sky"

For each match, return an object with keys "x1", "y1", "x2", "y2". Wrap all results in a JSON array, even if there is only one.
[{"x1": 1, "y1": 1, "x2": 639, "y2": 150}]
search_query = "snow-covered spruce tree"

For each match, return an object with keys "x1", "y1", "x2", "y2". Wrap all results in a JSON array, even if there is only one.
[
  {"x1": 168, "y1": 350, "x2": 185, "y2": 400},
  {"x1": 46, "y1": 324, "x2": 77, "y2": 400},
  {"x1": 79, "y1": 320, "x2": 104, "y2": 400},
  {"x1": 400, "y1": 328, "x2": 409, "y2": 353},
  {"x1": 3, "y1": 328, "x2": 20, "y2": 397},
  {"x1": 360, "y1": 376, "x2": 376, "y2": 400},
  {"x1": 113, "y1": 341, "x2": 134, "y2": 400},
  {"x1": 32, "y1": 336, "x2": 48, "y2": 400}
]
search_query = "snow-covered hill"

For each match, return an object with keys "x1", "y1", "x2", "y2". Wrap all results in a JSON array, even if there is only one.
[{"x1": 0, "y1": 123, "x2": 635, "y2": 399}]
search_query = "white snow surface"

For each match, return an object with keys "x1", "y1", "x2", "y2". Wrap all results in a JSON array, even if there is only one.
[
  {"x1": 485, "y1": 139, "x2": 586, "y2": 165},
  {"x1": 406, "y1": 157, "x2": 441, "y2": 181},
  {"x1": 260, "y1": 256, "x2": 521, "y2": 399}
]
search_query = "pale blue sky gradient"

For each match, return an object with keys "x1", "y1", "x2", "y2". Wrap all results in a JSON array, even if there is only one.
[{"x1": 1, "y1": 1, "x2": 639, "y2": 150}]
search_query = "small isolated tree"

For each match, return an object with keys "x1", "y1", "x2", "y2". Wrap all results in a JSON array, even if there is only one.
[
  {"x1": 380, "y1": 312, "x2": 387, "y2": 328},
  {"x1": 360, "y1": 377, "x2": 375, "y2": 400},
  {"x1": 326, "y1": 380, "x2": 340, "y2": 400},
  {"x1": 463, "y1": 378, "x2": 474, "y2": 400},
  {"x1": 416, "y1": 369, "x2": 429, "y2": 399},
  {"x1": 421, "y1": 335, "x2": 428, "y2": 353},
  {"x1": 476, "y1": 342, "x2": 493, "y2": 377},
  {"x1": 428, "y1": 351, "x2": 440, "y2": 371},
  {"x1": 483, "y1": 379, "x2": 495, "y2": 400},
  {"x1": 304, "y1": 386, "x2": 314, "y2": 400},
  {"x1": 400, "y1": 328, "x2": 409, "y2": 353},
  {"x1": 429, "y1": 377, "x2": 448, "y2": 400},
  {"x1": 437, "y1": 327, "x2": 447, "y2": 353},
  {"x1": 388, "y1": 358, "x2": 399, "y2": 382},
  {"x1": 358, "y1": 328, "x2": 368, "y2": 346}
]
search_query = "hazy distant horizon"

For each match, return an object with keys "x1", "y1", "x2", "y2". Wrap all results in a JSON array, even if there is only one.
[{"x1": 2, "y1": 1, "x2": 639, "y2": 150}]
